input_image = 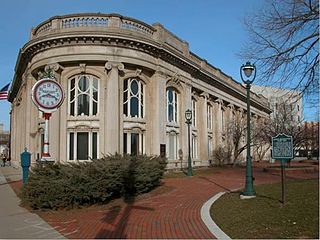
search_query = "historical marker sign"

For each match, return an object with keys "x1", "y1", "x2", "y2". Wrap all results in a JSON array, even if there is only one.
[
  {"x1": 272, "y1": 134, "x2": 293, "y2": 160},
  {"x1": 271, "y1": 133, "x2": 293, "y2": 206}
]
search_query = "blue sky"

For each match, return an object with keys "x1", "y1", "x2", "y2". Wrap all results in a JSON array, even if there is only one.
[{"x1": 0, "y1": 0, "x2": 317, "y2": 130}]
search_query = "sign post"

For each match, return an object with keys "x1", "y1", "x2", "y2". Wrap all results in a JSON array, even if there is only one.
[
  {"x1": 31, "y1": 76, "x2": 64, "y2": 162},
  {"x1": 271, "y1": 134, "x2": 293, "y2": 206}
]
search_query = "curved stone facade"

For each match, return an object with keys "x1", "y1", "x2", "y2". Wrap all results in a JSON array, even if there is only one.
[{"x1": 8, "y1": 13, "x2": 271, "y2": 168}]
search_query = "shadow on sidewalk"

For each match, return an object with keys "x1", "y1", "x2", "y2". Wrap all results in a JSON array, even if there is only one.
[
  {"x1": 197, "y1": 176, "x2": 236, "y2": 193},
  {"x1": 95, "y1": 157, "x2": 154, "y2": 239}
]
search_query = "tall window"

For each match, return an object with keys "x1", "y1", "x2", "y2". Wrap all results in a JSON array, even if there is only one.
[
  {"x1": 167, "y1": 88, "x2": 179, "y2": 123},
  {"x1": 207, "y1": 103, "x2": 213, "y2": 129},
  {"x1": 123, "y1": 78, "x2": 145, "y2": 118},
  {"x1": 167, "y1": 132, "x2": 179, "y2": 160},
  {"x1": 123, "y1": 132, "x2": 145, "y2": 156},
  {"x1": 192, "y1": 135, "x2": 198, "y2": 159},
  {"x1": 69, "y1": 75, "x2": 99, "y2": 116},
  {"x1": 192, "y1": 98, "x2": 197, "y2": 127},
  {"x1": 208, "y1": 136, "x2": 213, "y2": 159},
  {"x1": 68, "y1": 132, "x2": 98, "y2": 160}
]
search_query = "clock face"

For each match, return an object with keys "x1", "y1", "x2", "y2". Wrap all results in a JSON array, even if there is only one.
[{"x1": 32, "y1": 79, "x2": 64, "y2": 111}]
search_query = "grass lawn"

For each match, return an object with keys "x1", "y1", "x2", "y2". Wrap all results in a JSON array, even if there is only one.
[{"x1": 210, "y1": 179, "x2": 319, "y2": 239}]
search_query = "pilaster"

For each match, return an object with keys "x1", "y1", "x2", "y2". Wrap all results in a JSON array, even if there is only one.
[
  {"x1": 25, "y1": 74, "x2": 38, "y2": 163},
  {"x1": 199, "y1": 93, "x2": 209, "y2": 165},
  {"x1": 213, "y1": 99, "x2": 223, "y2": 149},
  {"x1": 148, "y1": 71, "x2": 167, "y2": 155},
  {"x1": 105, "y1": 61, "x2": 124, "y2": 154},
  {"x1": 182, "y1": 84, "x2": 192, "y2": 166}
]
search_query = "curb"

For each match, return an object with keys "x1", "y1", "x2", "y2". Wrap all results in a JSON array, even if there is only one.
[{"x1": 201, "y1": 192, "x2": 231, "y2": 240}]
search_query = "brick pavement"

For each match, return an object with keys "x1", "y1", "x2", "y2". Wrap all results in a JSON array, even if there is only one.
[
  {"x1": 6, "y1": 166, "x2": 319, "y2": 239},
  {"x1": 31, "y1": 166, "x2": 318, "y2": 239}
]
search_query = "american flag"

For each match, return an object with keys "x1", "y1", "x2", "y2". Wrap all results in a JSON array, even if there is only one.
[{"x1": 0, "y1": 83, "x2": 10, "y2": 100}]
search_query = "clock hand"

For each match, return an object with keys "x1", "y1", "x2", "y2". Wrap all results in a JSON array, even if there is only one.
[{"x1": 39, "y1": 93, "x2": 59, "y2": 101}]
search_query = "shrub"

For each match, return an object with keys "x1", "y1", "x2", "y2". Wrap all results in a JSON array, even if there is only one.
[{"x1": 21, "y1": 154, "x2": 166, "y2": 210}]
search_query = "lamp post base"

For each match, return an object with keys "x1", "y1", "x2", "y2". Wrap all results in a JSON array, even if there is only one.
[{"x1": 240, "y1": 194, "x2": 256, "y2": 200}]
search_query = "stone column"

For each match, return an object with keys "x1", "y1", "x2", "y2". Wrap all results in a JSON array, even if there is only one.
[
  {"x1": 148, "y1": 71, "x2": 167, "y2": 155},
  {"x1": 227, "y1": 104, "x2": 235, "y2": 163},
  {"x1": 19, "y1": 82, "x2": 27, "y2": 159},
  {"x1": 182, "y1": 83, "x2": 192, "y2": 167},
  {"x1": 199, "y1": 93, "x2": 209, "y2": 165},
  {"x1": 213, "y1": 99, "x2": 223, "y2": 150},
  {"x1": 25, "y1": 73, "x2": 38, "y2": 163},
  {"x1": 105, "y1": 61, "x2": 124, "y2": 154}
]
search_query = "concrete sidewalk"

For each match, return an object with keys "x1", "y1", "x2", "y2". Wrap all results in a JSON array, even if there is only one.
[{"x1": 0, "y1": 166, "x2": 65, "y2": 239}]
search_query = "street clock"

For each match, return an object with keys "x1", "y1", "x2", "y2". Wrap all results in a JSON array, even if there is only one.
[{"x1": 31, "y1": 78, "x2": 64, "y2": 112}]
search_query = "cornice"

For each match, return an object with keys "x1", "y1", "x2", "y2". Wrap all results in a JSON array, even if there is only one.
[{"x1": 8, "y1": 26, "x2": 271, "y2": 114}]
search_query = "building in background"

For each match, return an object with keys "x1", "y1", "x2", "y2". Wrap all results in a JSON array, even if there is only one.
[
  {"x1": 251, "y1": 85, "x2": 303, "y2": 124},
  {"x1": 0, "y1": 123, "x2": 10, "y2": 159},
  {"x1": 8, "y1": 13, "x2": 271, "y2": 168}
]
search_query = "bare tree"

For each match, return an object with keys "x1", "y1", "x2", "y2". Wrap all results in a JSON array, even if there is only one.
[
  {"x1": 213, "y1": 101, "x2": 308, "y2": 165},
  {"x1": 262, "y1": 102, "x2": 305, "y2": 148},
  {"x1": 213, "y1": 116, "x2": 247, "y2": 166},
  {"x1": 240, "y1": 0, "x2": 319, "y2": 105}
]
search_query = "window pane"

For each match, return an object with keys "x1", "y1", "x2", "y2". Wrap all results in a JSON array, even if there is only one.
[
  {"x1": 131, "y1": 133, "x2": 139, "y2": 156},
  {"x1": 77, "y1": 132, "x2": 88, "y2": 160},
  {"x1": 169, "y1": 105, "x2": 173, "y2": 122},
  {"x1": 168, "y1": 89, "x2": 173, "y2": 102},
  {"x1": 93, "y1": 102, "x2": 97, "y2": 116},
  {"x1": 131, "y1": 80, "x2": 138, "y2": 95},
  {"x1": 93, "y1": 78, "x2": 98, "y2": 90},
  {"x1": 78, "y1": 95, "x2": 89, "y2": 116},
  {"x1": 123, "y1": 81, "x2": 128, "y2": 116},
  {"x1": 79, "y1": 76, "x2": 89, "y2": 92},
  {"x1": 124, "y1": 102, "x2": 128, "y2": 116},
  {"x1": 92, "y1": 132, "x2": 97, "y2": 159},
  {"x1": 69, "y1": 133, "x2": 74, "y2": 160},
  {"x1": 123, "y1": 133, "x2": 127, "y2": 154},
  {"x1": 130, "y1": 98, "x2": 139, "y2": 117},
  {"x1": 70, "y1": 79, "x2": 75, "y2": 116},
  {"x1": 93, "y1": 88, "x2": 98, "y2": 101},
  {"x1": 70, "y1": 102, "x2": 75, "y2": 116}
]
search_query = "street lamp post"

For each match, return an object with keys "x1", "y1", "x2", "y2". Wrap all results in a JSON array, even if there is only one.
[
  {"x1": 185, "y1": 109, "x2": 193, "y2": 176},
  {"x1": 240, "y1": 62, "x2": 256, "y2": 198}
]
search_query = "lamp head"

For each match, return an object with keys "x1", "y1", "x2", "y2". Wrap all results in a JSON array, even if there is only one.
[
  {"x1": 240, "y1": 61, "x2": 256, "y2": 84},
  {"x1": 185, "y1": 109, "x2": 192, "y2": 121}
]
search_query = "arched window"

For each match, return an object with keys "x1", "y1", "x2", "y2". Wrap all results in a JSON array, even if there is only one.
[
  {"x1": 123, "y1": 78, "x2": 145, "y2": 118},
  {"x1": 69, "y1": 75, "x2": 99, "y2": 116},
  {"x1": 166, "y1": 88, "x2": 179, "y2": 123}
]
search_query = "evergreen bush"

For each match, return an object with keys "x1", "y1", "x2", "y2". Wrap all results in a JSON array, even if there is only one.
[{"x1": 21, "y1": 154, "x2": 166, "y2": 210}]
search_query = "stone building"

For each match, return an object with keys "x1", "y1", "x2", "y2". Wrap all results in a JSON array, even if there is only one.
[
  {"x1": 8, "y1": 13, "x2": 271, "y2": 168},
  {"x1": 251, "y1": 85, "x2": 303, "y2": 124},
  {"x1": 0, "y1": 123, "x2": 10, "y2": 158}
]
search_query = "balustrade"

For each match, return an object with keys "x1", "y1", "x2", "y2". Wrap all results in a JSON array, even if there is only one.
[
  {"x1": 121, "y1": 19, "x2": 154, "y2": 36},
  {"x1": 32, "y1": 14, "x2": 155, "y2": 38},
  {"x1": 61, "y1": 16, "x2": 109, "y2": 28}
]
